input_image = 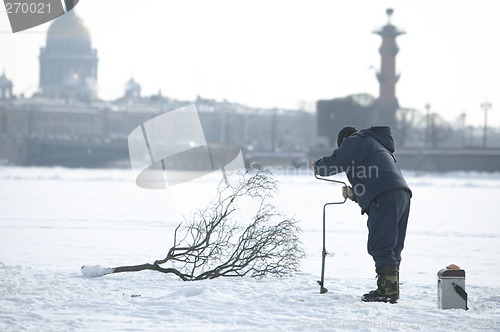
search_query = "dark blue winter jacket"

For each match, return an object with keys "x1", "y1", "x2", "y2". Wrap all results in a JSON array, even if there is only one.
[{"x1": 315, "y1": 126, "x2": 412, "y2": 214}]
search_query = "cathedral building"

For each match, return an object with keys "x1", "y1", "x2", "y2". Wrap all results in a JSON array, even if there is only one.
[{"x1": 39, "y1": 10, "x2": 98, "y2": 101}]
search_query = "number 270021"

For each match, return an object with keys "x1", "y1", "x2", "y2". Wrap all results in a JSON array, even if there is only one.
[{"x1": 5, "y1": 2, "x2": 51, "y2": 14}]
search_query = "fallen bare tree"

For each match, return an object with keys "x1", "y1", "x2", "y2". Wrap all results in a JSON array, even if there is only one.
[{"x1": 81, "y1": 170, "x2": 305, "y2": 280}]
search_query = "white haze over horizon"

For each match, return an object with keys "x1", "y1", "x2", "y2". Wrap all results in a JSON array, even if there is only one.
[{"x1": 0, "y1": 0, "x2": 499, "y2": 127}]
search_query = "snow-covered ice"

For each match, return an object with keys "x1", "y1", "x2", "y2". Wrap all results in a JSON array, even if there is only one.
[{"x1": 0, "y1": 166, "x2": 499, "y2": 331}]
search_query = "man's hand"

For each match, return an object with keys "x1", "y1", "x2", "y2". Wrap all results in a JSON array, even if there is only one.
[{"x1": 342, "y1": 186, "x2": 354, "y2": 200}]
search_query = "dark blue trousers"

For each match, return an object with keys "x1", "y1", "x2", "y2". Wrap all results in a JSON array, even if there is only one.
[{"x1": 366, "y1": 189, "x2": 411, "y2": 271}]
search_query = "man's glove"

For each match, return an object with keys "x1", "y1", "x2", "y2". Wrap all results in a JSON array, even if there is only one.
[{"x1": 342, "y1": 186, "x2": 354, "y2": 200}]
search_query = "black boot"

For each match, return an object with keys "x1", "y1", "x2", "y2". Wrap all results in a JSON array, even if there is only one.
[{"x1": 361, "y1": 266, "x2": 399, "y2": 303}]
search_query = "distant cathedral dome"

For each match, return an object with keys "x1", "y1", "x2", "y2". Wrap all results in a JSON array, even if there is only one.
[
  {"x1": 39, "y1": 10, "x2": 98, "y2": 100},
  {"x1": 46, "y1": 10, "x2": 91, "y2": 48},
  {"x1": 124, "y1": 77, "x2": 141, "y2": 98}
]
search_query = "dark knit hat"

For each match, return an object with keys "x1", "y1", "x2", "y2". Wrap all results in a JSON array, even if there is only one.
[{"x1": 337, "y1": 126, "x2": 357, "y2": 147}]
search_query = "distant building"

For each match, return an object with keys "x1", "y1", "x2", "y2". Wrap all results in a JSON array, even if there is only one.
[
  {"x1": 39, "y1": 10, "x2": 98, "y2": 101},
  {"x1": 317, "y1": 94, "x2": 377, "y2": 147},
  {"x1": 124, "y1": 77, "x2": 141, "y2": 99},
  {"x1": 0, "y1": 71, "x2": 14, "y2": 100}
]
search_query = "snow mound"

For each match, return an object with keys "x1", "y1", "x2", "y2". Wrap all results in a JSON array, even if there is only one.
[
  {"x1": 169, "y1": 286, "x2": 206, "y2": 298},
  {"x1": 81, "y1": 265, "x2": 114, "y2": 277}
]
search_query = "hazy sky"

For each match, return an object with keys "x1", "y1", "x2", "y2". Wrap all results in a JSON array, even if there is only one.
[{"x1": 1, "y1": 0, "x2": 499, "y2": 126}]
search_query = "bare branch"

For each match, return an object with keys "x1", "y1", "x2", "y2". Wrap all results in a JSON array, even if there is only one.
[{"x1": 93, "y1": 170, "x2": 305, "y2": 281}]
